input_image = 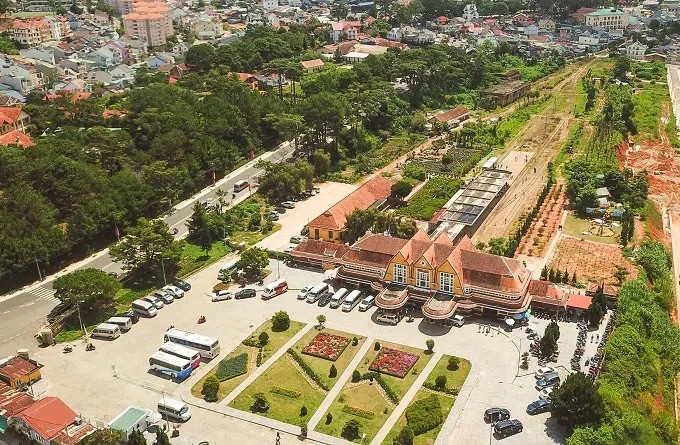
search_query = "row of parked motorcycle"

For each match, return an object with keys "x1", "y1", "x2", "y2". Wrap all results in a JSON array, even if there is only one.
[
  {"x1": 587, "y1": 309, "x2": 617, "y2": 379},
  {"x1": 570, "y1": 321, "x2": 588, "y2": 371}
]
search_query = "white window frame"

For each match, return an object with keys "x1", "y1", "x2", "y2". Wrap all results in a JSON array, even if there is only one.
[
  {"x1": 440, "y1": 272, "x2": 453, "y2": 293},
  {"x1": 393, "y1": 264, "x2": 406, "y2": 284},
  {"x1": 416, "y1": 270, "x2": 429, "y2": 288}
]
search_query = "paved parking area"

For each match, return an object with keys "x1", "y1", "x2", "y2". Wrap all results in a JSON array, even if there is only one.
[{"x1": 27, "y1": 256, "x2": 611, "y2": 445}]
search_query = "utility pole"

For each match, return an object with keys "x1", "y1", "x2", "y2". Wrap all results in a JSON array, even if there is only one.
[
  {"x1": 34, "y1": 256, "x2": 42, "y2": 281},
  {"x1": 76, "y1": 301, "x2": 86, "y2": 337},
  {"x1": 161, "y1": 258, "x2": 167, "y2": 285}
]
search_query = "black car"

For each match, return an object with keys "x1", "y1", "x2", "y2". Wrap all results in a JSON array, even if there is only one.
[
  {"x1": 317, "y1": 291, "x2": 333, "y2": 307},
  {"x1": 235, "y1": 288, "x2": 257, "y2": 299},
  {"x1": 494, "y1": 419, "x2": 523, "y2": 438},
  {"x1": 275, "y1": 206, "x2": 286, "y2": 214},
  {"x1": 47, "y1": 302, "x2": 72, "y2": 322},
  {"x1": 173, "y1": 279, "x2": 191, "y2": 291},
  {"x1": 484, "y1": 407, "x2": 510, "y2": 423},
  {"x1": 116, "y1": 310, "x2": 139, "y2": 324},
  {"x1": 526, "y1": 399, "x2": 551, "y2": 415}
]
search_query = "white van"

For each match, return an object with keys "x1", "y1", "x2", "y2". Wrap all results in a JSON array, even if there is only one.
[
  {"x1": 329, "y1": 288, "x2": 348, "y2": 309},
  {"x1": 233, "y1": 180, "x2": 249, "y2": 193},
  {"x1": 306, "y1": 283, "x2": 329, "y2": 303},
  {"x1": 132, "y1": 299, "x2": 157, "y2": 317},
  {"x1": 158, "y1": 397, "x2": 191, "y2": 422},
  {"x1": 91, "y1": 323, "x2": 121, "y2": 339},
  {"x1": 342, "y1": 290, "x2": 362, "y2": 312},
  {"x1": 107, "y1": 316, "x2": 132, "y2": 332},
  {"x1": 262, "y1": 279, "x2": 288, "y2": 300}
]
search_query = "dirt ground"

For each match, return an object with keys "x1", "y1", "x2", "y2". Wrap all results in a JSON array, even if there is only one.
[
  {"x1": 516, "y1": 183, "x2": 566, "y2": 257},
  {"x1": 547, "y1": 235, "x2": 638, "y2": 285},
  {"x1": 472, "y1": 60, "x2": 597, "y2": 244}
]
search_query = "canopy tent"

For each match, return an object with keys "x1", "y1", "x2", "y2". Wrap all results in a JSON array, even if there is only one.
[{"x1": 505, "y1": 319, "x2": 515, "y2": 326}]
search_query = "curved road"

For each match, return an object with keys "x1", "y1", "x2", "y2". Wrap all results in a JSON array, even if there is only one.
[{"x1": 0, "y1": 142, "x2": 294, "y2": 356}]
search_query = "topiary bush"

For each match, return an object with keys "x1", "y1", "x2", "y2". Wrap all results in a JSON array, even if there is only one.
[
  {"x1": 258, "y1": 331, "x2": 269, "y2": 346},
  {"x1": 329, "y1": 364, "x2": 337, "y2": 378},
  {"x1": 374, "y1": 341, "x2": 381, "y2": 351},
  {"x1": 405, "y1": 394, "x2": 443, "y2": 435},
  {"x1": 435, "y1": 375, "x2": 447, "y2": 389},
  {"x1": 341, "y1": 419, "x2": 361, "y2": 440},
  {"x1": 352, "y1": 370, "x2": 361, "y2": 382},
  {"x1": 272, "y1": 311, "x2": 290, "y2": 331}
]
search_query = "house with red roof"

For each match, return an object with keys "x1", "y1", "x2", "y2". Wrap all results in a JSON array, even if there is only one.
[
  {"x1": 0, "y1": 107, "x2": 33, "y2": 148},
  {"x1": 13, "y1": 397, "x2": 95, "y2": 445},
  {"x1": 300, "y1": 59, "x2": 325, "y2": 73},
  {"x1": 0, "y1": 356, "x2": 41, "y2": 390},
  {"x1": 429, "y1": 106, "x2": 470, "y2": 128},
  {"x1": 306, "y1": 175, "x2": 393, "y2": 243}
]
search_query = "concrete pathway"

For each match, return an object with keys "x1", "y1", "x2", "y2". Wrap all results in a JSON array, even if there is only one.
[
  {"x1": 437, "y1": 367, "x2": 481, "y2": 445},
  {"x1": 222, "y1": 323, "x2": 314, "y2": 405},
  {"x1": 307, "y1": 338, "x2": 375, "y2": 430},
  {"x1": 371, "y1": 351, "x2": 443, "y2": 445}
]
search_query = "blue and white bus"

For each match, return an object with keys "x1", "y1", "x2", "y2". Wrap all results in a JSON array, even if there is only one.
[
  {"x1": 149, "y1": 351, "x2": 192, "y2": 381},
  {"x1": 163, "y1": 328, "x2": 220, "y2": 359},
  {"x1": 160, "y1": 342, "x2": 201, "y2": 370}
]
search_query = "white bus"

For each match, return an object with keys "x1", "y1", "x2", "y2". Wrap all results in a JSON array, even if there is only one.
[
  {"x1": 131, "y1": 299, "x2": 157, "y2": 317},
  {"x1": 160, "y1": 342, "x2": 201, "y2": 370},
  {"x1": 158, "y1": 397, "x2": 191, "y2": 422},
  {"x1": 163, "y1": 328, "x2": 220, "y2": 359},
  {"x1": 342, "y1": 290, "x2": 363, "y2": 312},
  {"x1": 149, "y1": 351, "x2": 192, "y2": 381}
]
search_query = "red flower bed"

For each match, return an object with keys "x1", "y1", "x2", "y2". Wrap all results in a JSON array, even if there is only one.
[
  {"x1": 369, "y1": 347, "x2": 419, "y2": 378},
  {"x1": 302, "y1": 333, "x2": 351, "y2": 361}
]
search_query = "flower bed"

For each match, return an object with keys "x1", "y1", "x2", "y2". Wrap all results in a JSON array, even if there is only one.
[
  {"x1": 302, "y1": 333, "x2": 351, "y2": 361},
  {"x1": 369, "y1": 348, "x2": 419, "y2": 378}
]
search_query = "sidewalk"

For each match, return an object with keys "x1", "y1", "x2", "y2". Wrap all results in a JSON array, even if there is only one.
[
  {"x1": 436, "y1": 366, "x2": 481, "y2": 445},
  {"x1": 307, "y1": 338, "x2": 375, "y2": 430},
  {"x1": 370, "y1": 351, "x2": 442, "y2": 445}
]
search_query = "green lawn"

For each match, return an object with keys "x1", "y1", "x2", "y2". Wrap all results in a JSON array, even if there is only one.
[
  {"x1": 229, "y1": 327, "x2": 364, "y2": 424},
  {"x1": 229, "y1": 355, "x2": 327, "y2": 426},
  {"x1": 191, "y1": 319, "x2": 305, "y2": 402},
  {"x1": 562, "y1": 213, "x2": 621, "y2": 245},
  {"x1": 382, "y1": 355, "x2": 471, "y2": 445},
  {"x1": 290, "y1": 328, "x2": 366, "y2": 389},
  {"x1": 316, "y1": 341, "x2": 433, "y2": 442},
  {"x1": 397, "y1": 177, "x2": 462, "y2": 221}
]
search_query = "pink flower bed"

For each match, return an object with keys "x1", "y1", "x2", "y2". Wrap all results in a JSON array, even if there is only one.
[
  {"x1": 302, "y1": 333, "x2": 351, "y2": 361},
  {"x1": 369, "y1": 347, "x2": 419, "y2": 378}
]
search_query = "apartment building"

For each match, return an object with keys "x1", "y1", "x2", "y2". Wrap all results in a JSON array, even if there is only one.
[
  {"x1": 584, "y1": 8, "x2": 629, "y2": 30},
  {"x1": 11, "y1": 19, "x2": 51, "y2": 47},
  {"x1": 123, "y1": 0, "x2": 173, "y2": 47}
]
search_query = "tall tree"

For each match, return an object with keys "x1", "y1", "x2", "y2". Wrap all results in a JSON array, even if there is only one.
[
  {"x1": 109, "y1": 218, "x2": 181, "y2": 273},
  {"x1": 53, "y1": 268, "x2": 121, "y2": 314},
  {"x1": 551, "y1": 372, "x2": 603, "y2": 428},
  {"x1": 186, "y1": 202, "x2": 213, "y2": 253}
]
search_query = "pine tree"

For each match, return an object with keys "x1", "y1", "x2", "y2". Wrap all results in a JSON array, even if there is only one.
[
  {"x1": 548, "y1": 268, "x2": 555, "y2": 282},
  {"x1": 541, "y1": 266, "x2": 548, "y2": 279},
  {"x1": 562, "y1": 269, "x2": 570, "y2": 284},
  {"x1": 571, "y1": 271, "x2": 577, "y2": 285},
  {"x1": 155, "y1": 429, "x2": 171, "y2": 445}
]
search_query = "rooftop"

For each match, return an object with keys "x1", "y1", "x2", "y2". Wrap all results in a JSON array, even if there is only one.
[
  {"x1": 0, "y1": 356, "x2": 39, "y2": 382},
  {"x1": 483, "y1": 79, "x2": 531, "y2": 96},
  {"x1": 15, "y1": 397, "x2": 76, "y2": 440},
  {"x1": 109, "y1": 406, "x2": 149, "y2": 431},
  {"x1": 586, "y1": 8, "x2": 624, "y2": 16}
]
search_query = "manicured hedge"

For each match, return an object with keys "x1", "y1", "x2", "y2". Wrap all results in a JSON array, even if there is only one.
[
  {"x1": 270, "y1": 386, "x2": 301, "y2": 399},
  {"x1": 215, "y1": 353, "x2": 248, "y2": 381},
  {"x1": 422, "y1": 382, "x2": 459, "y2": 396},
  {"x1": 361, "y1": 371, "x2": 399, "y2": 404},
  {"x1": 405, "y1": 394, "x2": 443, "y2": 435},
  {"x1": 342, "y1": 405, "x2": 375, "y2": 419},
  {"x1": 287, "y1": 348, "x2": 330, "y2": 391}
]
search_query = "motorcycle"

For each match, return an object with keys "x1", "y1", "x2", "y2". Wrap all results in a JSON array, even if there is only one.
[
  {"x1": 86, "y1": 343, "x2": 95, "y2": 351},
  {"x1": 62, "y1": 345, "x2": 73, "y2": 353},
  {"x1": 197, "y1": 315, "x2": 206, "y2": 324}
]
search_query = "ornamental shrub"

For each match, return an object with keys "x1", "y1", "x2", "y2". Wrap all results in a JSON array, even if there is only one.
[
  {"x1": 202, "y1": 375, "x2": 219, "y2": 402},
  {"x1": 342, "y1": 420, "x2": 361, "y2": 440},
  {"x1": 258, "y1": 331, "x2": 269, "y2": 346},
  {"x1": 405, "y1": 394, "x2": 443, "y2": 435},
  {"x1": 329, "y1": 364, "x2": 337, "y2": 378},
  {"x1": 272, "y1": 311, "x2": 290, "y2": 331},
  {"x1": 435, "y1": 375, "x2": 447, "y2": 389},
  {"x1": 215, "y1": 353, "x2": 248, "y2": 381}
]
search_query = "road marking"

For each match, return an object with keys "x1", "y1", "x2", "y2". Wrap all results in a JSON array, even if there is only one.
[
  {"x1": 2, "y1": 310, "x2": 9, "y2": 314},
  {"x1": 27, "y1": 287, "x2": 60, "y2": 304}
]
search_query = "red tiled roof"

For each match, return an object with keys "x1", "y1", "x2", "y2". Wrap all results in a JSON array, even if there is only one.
[
  {"x1": 527, "y1": 279, "x2": 568, "y2": 305},
  {"x1": 585, "y1": 282, "x2": 619, "y2": 297},
  {"x1": 567, "y1": 293, "x2": 592, "y2": 310},
  {"x1": 431, "y1": 106, "x2": 469, "y2": 123},
  {"x1": 460, "y1": 249, "x2": 531, "y2": 294},
  {"x1": 0, "y1": 357, "x2": 39, "y2": 383},
  {"x1": 0, "y1": 130, "x2": 34, "y2": 148},
  {"x1": 292, "y1": 239, "x2": 349, "y2": 260},
  {"x1": 15, "y1": 397, "x2": 76, "y2": 441},
  {"x1": 0, "y1": 107, "x2": 21, "y2": 125},
  {"x1": 308, "y1": 176, "x2": 393, "y2": 231},
  {"x1": 341, "y1": 234, "x2": 408, "y2": 268},
  {"x1": 0, "y1": 382, "x2": 35, "y2": 417},
  {"x1": 300, "y1": 59, "x2": 324, "y2": 69},
  {"x1": 435, "y1": 15, "x2": 449, "y2": 23}
]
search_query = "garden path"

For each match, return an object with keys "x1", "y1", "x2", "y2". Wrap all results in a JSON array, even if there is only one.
[
  {"x1": 284, "y1": 353, "x2": 328, "y2": 393},
  {"x1": 307, "y1": 338, "x2": 375, "y2": 430},
  {"x1": 221, "y1": 324, "x2": 313, "y2": 406},
  {"x1": 370, "y1": 351, "x2": 442, "y2": 445}
]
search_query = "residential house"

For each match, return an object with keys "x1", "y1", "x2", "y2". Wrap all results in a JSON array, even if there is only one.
[
  {"x1": 0, "y1": 61, "x2": 41, "y2": 95},
  {"x1": 429, "y1": 106, "x2": 470, "y2": 129},
  {"x1": 537, "y1": 18, "x2": 555, "y2": 30},
  {"x1": 0, "y1": 107, "x2": 30, "y2": 134},
  {"x1": 300, "y1": 59, "x2": 325, "y2": 73},
  {"x1": 0, "y1": 382, "x2": 35, "y2": 434},
  {"x1": 11, "y1": 19, "x2": 51, "y2": 47},
  {"x1": 330, "y1": 21, "x2": 360, "y2": 43},
  {"x1": 19, "y1": 47, "x2": 55, "y2": 65},
  {"x1": 462, "y1": 4, "x2": 479, "y2": 22},
  {"x1": 106, "y1": 40, "x2": 131, "y2": 63},
  {"x1": 188, "y1": 17, "x2": 223, "y2": 39},
  {"x1": 172, "y1": 42, "x2": 190, "y2": 59},
  {"x1": 512, "y1": 12, "x2": 532, "y2": 26},
  {"x1": 624, "y1": 40, "x2": 647, "y2": 60},
  {"x1": 82, "y1": 70, "x2": 114, "y2": 85},
  {"x1": 255, "y1": 72, "x2": 287, "y2": 88},
  {"x1": 14, "y1": 397, "x2": 95, "y2": 445},
  {"x1": 524, "y1": 24, "x2": 539, "y2": 35},
  {"x1": 147, "y1": 52, "x2": 174, "y2": 69},
  {"x1": 84, "y1": 46, "x2": 119, "y2": 68},
  {"x1": 263, "y1": 0, "x2": 278, "y2": 10},
  {"x1": 585, "y1": 8, "x2": 629, "y2": 30},
  {"x1": 306, "y1": 175, "x2": 393, "y2": 243},
  {"x1": 0, "y1": 357, "x2": 41, "y2": 390}
]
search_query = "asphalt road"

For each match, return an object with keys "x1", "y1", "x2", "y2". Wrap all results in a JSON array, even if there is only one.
[{"x1": 0, "y1": 142, "x2": 295, "y2": 357}]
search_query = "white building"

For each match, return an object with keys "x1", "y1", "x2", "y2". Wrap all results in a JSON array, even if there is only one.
[
  {"x1": 462, "y1": 4, "x2": 479, "y2": 22},
  {"x1": 585, "y1": 8, "x2": 629, "y2": 30},
  {"x1": 624, "y1": 41, "x2": 647, "y2": 60},
  {"x1": 263, "y1": 0, "x2": 278, "y2": 10}
]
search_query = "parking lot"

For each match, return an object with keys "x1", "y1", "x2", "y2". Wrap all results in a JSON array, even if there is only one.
[{"x1": 26, "y1": 252, "x2": 611, "y2": 445}]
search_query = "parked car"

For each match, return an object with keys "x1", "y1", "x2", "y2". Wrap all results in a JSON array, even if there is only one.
[
  {"x1": 376, "y1": 312, "x2": 400, "y2": 325},
  {"x1": 116, "y1": 309, "x2": 139, "y2": 324},
  {"x1": 48, "y1": 302, "x2": 72, "y2": 318},
  {"x1": 173, "y1": 279, "x2": 191, "y2": 291},
  {"x1": 539, "y1": 387, "x2": 554, "y2": 400},
  {"x1": 358, "y1": 295, "x2": 375, "y2": 311},
  {"x1": 317, "y1": 291, "x2": 333, "y2": 307},
  {"x1": 142, "y1": 295, "x2": 164, "y2": 309},
  {"x1": 235, "y1": 289, "x2": 256, "y2": 299},
  {"x1": 297, "y1": 285, "x2": 313, "y2": 300},
  {"x1": 484, "y1": 407, "x2": 510, "y2": 423},
  {"x1": 280, "y1": 201, "x2": 296, "y2": 209},
  {"x1": 275, "y1": 206, "x2": 286, "y2": 214},
  {"x1": 212, "y1": 290, "x2": 232, "y2": 302},
  {"x1": 534, "y1": 366, "x2": 555, "y2": 379},
  {"x1": 163, "y1": 285, "x2": 185, "y2": 298},
  {"x1": 494, "y1": 420, "x2": 523, "y2": 438},
  {"x1": 290, "y1": 235, "x2": 307, "y2": 244},
  {"x1": 284, "y1": 246, "x2": 294, "y2": 253},
  {"x1": 267, "y1": 211, "x2": 279, "y2": 221},
  {"x1": 535, "y1": 372, "x2": 560, "y2": 390},
  {"x1": 154, "y1": 291, "x2": 174, "y2": 304},
  {"x1": 526, "y1": 399, "x2": 551, "y2": 415}
]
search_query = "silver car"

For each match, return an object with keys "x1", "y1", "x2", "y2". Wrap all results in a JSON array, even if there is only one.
[{"x1": 142, "y1": 295, "x2": 164, "y2": 309}]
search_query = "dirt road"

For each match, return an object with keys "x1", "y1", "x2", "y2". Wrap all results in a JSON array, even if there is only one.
[{"x1": 472, "y1": 59, "x2": 596, "y2": 244}]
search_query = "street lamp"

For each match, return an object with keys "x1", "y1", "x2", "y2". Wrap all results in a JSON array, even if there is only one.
[
  {"x1": 76, "y1": 300, "x2": 86, "y2": 337},
  {"x1": 160, "y1": 257, "x2": 170, "y2": 285}
]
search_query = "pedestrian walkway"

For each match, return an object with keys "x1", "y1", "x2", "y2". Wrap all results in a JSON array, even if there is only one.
[
  {"x1": 370, "y1": 351, "x2": 442, "y2": 445},
  {"x1": 307, "y1": 338, "x2": 374, "y2": 430},
  {"x1": 436, "y1": 367, "x2": 480, "y2": 445},
  {"x1": 27, "y1": 287, "x2": 59, "y2": 304},
  {"x1": 222, "y1": 324, "x2": 314, "y2": 405}
]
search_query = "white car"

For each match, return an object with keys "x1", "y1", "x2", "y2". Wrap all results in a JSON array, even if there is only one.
[
  {"x1": 142, "y1": 295, "x2": 164, "y2": 309},
  {"x1": 284, "y1": 246, "x2": 294, "y2": 253},
  {"x1": 212, "y1": 290, "x2": 232, "y2": 302},
  {"x1": 539, "y1": 387, "x2": 554, "y2": 400},
  {"x1": 297, "y1": 285, "x2": 313, "y2": 300},
  {"x1": 163, "y1": 285, "x2": 185, "y2": 299},
  {"x1": 534, "y1": 366, "x2": 555, "y2": 379},
  {"x1": 358, "y1": 295, "x2": 375, "y2": 312},
  {"x1": 280, "y1": 201, "x2": 296, "y2": 209}
]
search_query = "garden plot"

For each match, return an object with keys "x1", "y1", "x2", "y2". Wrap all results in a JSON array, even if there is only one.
[
  {"x1": 228, "y1": 329, "x2": 365, "y2": 425},
  {"x1": 516, "y1": 183, "x2": 566, "y2": 257},
  {"x1": 315, "y1": 341, "x2": 433, "y2": 442}
]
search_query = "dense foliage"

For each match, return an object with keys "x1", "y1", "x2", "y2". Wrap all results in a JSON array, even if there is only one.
[
  {"x1": 404, "y1": 394, "x2": 443, "y2": 435},
  {"x1": 216, "y1": 353, "x2": 248, "y2": 381}
]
